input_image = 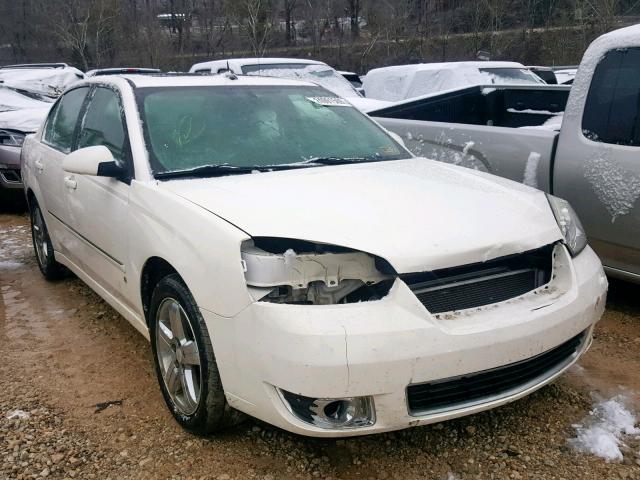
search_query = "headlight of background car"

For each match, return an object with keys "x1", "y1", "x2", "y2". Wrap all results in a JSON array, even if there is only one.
[
  {"x1": 0, "y1": 129, "x2": 26, "y2": 147},
  {"x1": 241, "y1": 238, "x2": 395, "y2": 305},
  {"x1": 546, "y1": 194, "x2": 587, "y2": 257}
]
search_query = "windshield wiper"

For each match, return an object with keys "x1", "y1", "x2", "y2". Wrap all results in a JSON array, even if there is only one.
[
  {"x1": 155, "y1": 163, "x2": 313, "y2": 180},
  {"x1": 155, "y1": 157, "x2": 395, "y2": 180},
  {"x1": 298, "y1": 156, "x2": 373, "y2": 166}
]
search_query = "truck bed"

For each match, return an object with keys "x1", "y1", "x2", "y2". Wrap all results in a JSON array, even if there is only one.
[{"x1": 370, "y1": 85, "x2": 569, "y2": 192}]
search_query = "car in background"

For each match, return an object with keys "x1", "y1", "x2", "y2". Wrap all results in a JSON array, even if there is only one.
[
  {"x1": 22, "y1": 72, "x2": 606, "y2": 437},
  {"x1": 528, "y1": 66, "x2": 558, "y2": 84},
  {"x1": 86, "y1": 67, "x2": 162, "y2": 77},
  {"x1": 363, "y1": 61, "x2": 544, "y2": 102},
  {"x1": 0, "y1": 63, "x2": 84, "y2": 193},
  {"x1": 189, "y1": 58, "x2": 390, "y2": 112},
  {"x1": 338, "y1": 70, "x2": 364, "y2": 93},
  {"x1": 0, "y1": 63, "x2": 84, "y2": 97},
  {"x1": 553, "y1": 67, "x2": 578, "y2": 85}
]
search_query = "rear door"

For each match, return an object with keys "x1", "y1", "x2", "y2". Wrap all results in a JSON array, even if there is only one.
[
  {"x1": 63, "y1": 85, "x2": 133, "y2": 302},
  {"x1": 37, "y1": 86, "x2": 90, "y2": 253},
  {"x1": 554, "y1": 48, "x2": 640, "y2": 277}
]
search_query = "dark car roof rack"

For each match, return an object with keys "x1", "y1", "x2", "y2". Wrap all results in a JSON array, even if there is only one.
[
  {"x1": 90, "y1": 68, "x2": 162, "y2": 76},
  {"x1": 0, "y1": 63, "x2": 69, "y2": 70}
]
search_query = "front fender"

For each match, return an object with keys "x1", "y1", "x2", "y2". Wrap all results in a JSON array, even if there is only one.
[{"x1": 127, "y1": 181, "x2": 253, "y2": 318}]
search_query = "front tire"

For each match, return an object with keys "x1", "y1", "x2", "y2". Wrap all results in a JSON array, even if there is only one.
[
  {"x1": 149, "y1": 274, "x2": 240, "y2": 434},
  {"x1": 30, "y1": 200, "x2": 66, "y2": 280}
]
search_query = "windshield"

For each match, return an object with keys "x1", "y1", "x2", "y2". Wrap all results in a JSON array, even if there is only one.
[
  {"x1": 478, "y1": 68, "x2": 543, "y2": 84},
  {"x1": 241, "y1": 63, "x2": 360, "y2": 99},
  {"x1": 137, "y1": 85, "x2": 405, "y2": 175}
]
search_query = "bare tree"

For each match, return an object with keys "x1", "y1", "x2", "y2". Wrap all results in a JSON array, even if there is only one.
[
  {"x1": 244, "y1": 0, "x2": 272, "y2": 56},
  {"x1": 47, "y1": 0, "x2": 116, "y2": 70},
  {"x1": 284, "y1": 0, "x2": 297, "y2": 44}
]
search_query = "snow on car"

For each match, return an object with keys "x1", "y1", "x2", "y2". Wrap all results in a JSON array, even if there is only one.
[
  {"x1": 363, "y1": 61, "x2": 544, "y2": 102},
  {"x1": 189, "y1": 57, "x2": 391, "y2": 112},
  {"x1": 21, "y1": 73, "x2": 606, "y2": 437},
  {"x1": 0, "y1": 63, "x2": 84, "y2": 97},
  {"x1": 0, "y1": 63, "x2": 84, "y2": 191},
  {"x1": 554, "y1": 67, "x2": 578, "y2": 85}
]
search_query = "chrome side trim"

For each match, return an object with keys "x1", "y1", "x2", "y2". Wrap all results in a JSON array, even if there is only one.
[
  {"x1": 47, "y1": 209, "x2": 124, "y2": 270},
  {"x1": 603, "y1": 265, "x2": 640, "y2": 284}
]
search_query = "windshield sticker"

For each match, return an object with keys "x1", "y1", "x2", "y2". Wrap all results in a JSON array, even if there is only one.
[{"x1": 306, "y1": 96, "x2": 352, "y2": 107}]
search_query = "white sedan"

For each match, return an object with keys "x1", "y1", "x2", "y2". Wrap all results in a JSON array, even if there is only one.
[{"x1": 21, "y1": 73, "x2": 607, "y2": 437}]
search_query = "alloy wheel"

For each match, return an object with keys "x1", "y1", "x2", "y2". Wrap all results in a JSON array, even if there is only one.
[
  {"x1": 155, "y1": 298, "x2": 202, "y2": 415},
  {"x1": 32, "y1": 206, "x2": 48, "y2": 267}
]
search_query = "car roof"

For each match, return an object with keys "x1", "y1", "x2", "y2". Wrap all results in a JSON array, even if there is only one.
[
  {"x1": 80, "y1": 72, "x2": 320, "y2": 89},
  {"x1": 190, "y1": 57, "x2": 326, "y2": 72},
  {"x1": 86, "y1": 67, "x2": 162, "y2": 76},
  {"x1": 368, "y1": 61, "x2": 526, "y2": 75},
  {"x1": 0, "y1": 63, "x2": 70, "y2": 70}
]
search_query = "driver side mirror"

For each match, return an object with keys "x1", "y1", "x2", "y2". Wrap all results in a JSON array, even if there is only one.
[{"x1": 63, "y1": 146, "x2": 126, "y2": 179}]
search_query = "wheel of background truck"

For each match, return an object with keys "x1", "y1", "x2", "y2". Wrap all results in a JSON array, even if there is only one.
[
  {"x1": 149, "y1": 273, "x2": 243, "y2": 435},
  {"x1": 30, "y1": 200, "x2": 67, "y2": 280}
]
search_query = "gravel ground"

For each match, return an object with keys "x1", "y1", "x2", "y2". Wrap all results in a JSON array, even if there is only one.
[{"x1": 1, "y1": 212, "x2": 639, "y2": 480}]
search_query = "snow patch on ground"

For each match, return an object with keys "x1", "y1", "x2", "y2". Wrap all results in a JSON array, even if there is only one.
[
  {"x1": 0, "y1": 260, "x2": 24, "y2": 269},
  {"x1": 569, "y1": 394, "x2": 640, "y2": 462},
  {"x1": 522, "y1": 152, "x2": 541, "y2": 188},
  {"x1": 6, "y1": 409, "x2": 30, "y2": 420}
]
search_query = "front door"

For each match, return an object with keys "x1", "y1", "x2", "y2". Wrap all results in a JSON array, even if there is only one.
[{"x1": 63, "y1": 86, "x2": 133, "y2": 303}]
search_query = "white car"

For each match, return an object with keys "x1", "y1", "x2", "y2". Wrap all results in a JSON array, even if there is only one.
[
  {"x1": 189, "y1": 57, "x2": 390, "y2": 112},
  {"x1": 21, "y1": 73, "x2": 606, "y2": 437}
]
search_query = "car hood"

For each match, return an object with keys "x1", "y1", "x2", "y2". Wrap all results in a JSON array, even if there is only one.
[
  {"x1": 348, "y1": 96, "x2": 394, "y2": 113},
  {"x1": 159, "y1": 158, "x2": 562, "y2": 273},
  {"x1": 0, "y1": 106, "x2": 50, "y2": 132}
]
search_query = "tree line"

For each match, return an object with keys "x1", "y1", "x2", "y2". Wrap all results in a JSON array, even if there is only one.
[{"x1": 1, "y1": 0, "x2": 638, "y2": 73}]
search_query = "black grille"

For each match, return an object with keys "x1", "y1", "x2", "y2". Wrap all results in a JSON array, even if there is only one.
[
  {"x1": 402, "y1": 244, "x2": 554, "y2": 314},
  {"x1": 407, "y1": 331, "x2": 585, "y2": 415}
]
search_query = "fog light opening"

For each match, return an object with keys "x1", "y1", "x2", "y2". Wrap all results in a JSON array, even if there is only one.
[{"x1": 278, "y1": 389, "x2": 375, "y2": 430}]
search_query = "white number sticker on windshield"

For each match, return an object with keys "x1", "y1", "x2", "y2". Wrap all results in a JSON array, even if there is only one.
[{"x1": 305, "y1": 96, "x2": 353, "y2": 107}]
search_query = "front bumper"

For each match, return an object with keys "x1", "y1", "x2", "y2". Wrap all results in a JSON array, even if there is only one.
[
  {"x1": 0, "y1": 145, "x2": 23, "y2": 189},
  {"x1": 201, "y1": 245, "x2": 607, "y2": 437}
]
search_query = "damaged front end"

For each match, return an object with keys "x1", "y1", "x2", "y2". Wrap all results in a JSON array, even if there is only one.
[{"x1": 241, "y1": 237, "x2": 395, "y2": 305}]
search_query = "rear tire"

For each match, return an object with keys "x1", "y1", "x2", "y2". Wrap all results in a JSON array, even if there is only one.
[
  {"x1": 29, "y1": 200, "x2": 67, "y2": 280},
  {"x1": 149, "y1": 274, "x2": 242, "y2": 435}
]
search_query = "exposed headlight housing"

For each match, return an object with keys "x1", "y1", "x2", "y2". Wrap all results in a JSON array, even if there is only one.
[
  {"x1": 0, "y1": 129, "x2": 26, "y2": 147},
  {"x1": 546, "y1": 194, "x2": 587, "y2": 257},
  {"x1": 241, "y1": 237, "x2": 394, "y2": 305}
]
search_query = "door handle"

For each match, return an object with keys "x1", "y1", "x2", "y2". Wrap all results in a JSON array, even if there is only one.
[
  {"x1": 64, "y1": 176, "x2": 77, "y2": 190},
  {"x1": 34, "y1": 159, "x2": 44, "y2": 173}
]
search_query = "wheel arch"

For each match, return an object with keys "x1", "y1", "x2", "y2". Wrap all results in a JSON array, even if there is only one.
[
  {"x1": 140, "y1": 256, "x2": 186, "y2": 325},
  {"x1": 25, "y1": 187, "x2": 37, "y2": 207}
]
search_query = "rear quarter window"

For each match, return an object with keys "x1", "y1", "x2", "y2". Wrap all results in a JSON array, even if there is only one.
[{"x1": 582, "y1": 48, "x2": 640, "y2": 147}]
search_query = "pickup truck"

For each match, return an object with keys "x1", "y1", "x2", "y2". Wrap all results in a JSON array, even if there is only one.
[{"x1": 372, "y1": 24, "x2": 640, "y2": 283}]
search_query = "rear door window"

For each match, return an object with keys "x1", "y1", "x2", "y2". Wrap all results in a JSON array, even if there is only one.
[
  {"x1": 43, "y1": 87, "x2": 89, "y2": 153},
  {"x1": 582, "y1": 48, "x2": 640, "y2": 146}
]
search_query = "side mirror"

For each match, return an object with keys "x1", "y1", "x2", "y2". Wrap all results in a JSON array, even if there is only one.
[{"x1": 63, "y1": 145, "x2": 125, "y2": 178}]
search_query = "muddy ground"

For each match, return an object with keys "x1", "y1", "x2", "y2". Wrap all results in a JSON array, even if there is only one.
[{"x1": 1, "y1": 211, "x2": 639, "y2": 480}]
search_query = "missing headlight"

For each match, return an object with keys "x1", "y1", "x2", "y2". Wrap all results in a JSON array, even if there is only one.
[{"x1": 241, "y1": 238, "x2": 395, "y2": 305}]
